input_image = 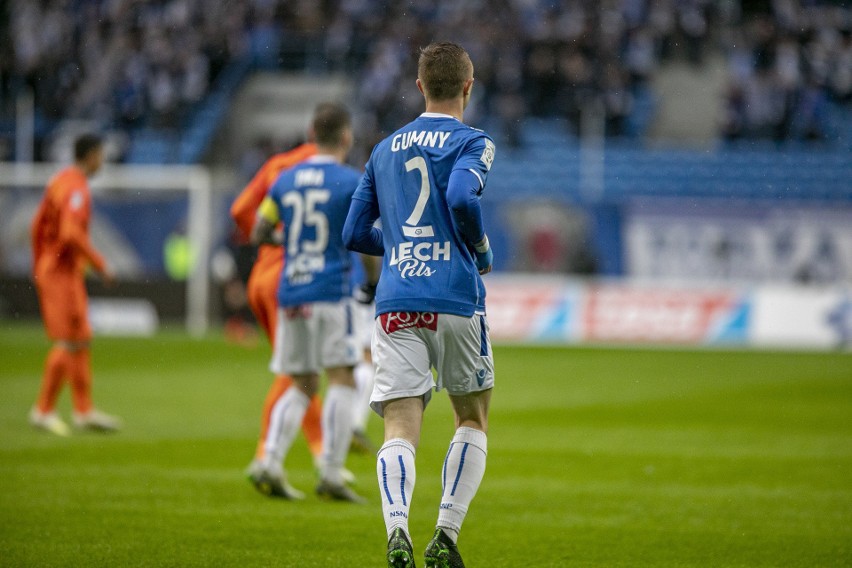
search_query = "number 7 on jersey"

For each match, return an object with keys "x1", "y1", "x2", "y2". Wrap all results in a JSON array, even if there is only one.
[{"x1": 403, "y1": 157, "x2": 435, "y2": 238}]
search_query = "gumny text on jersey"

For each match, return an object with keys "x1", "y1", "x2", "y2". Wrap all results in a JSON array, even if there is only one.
[{"x1": 391, "y1": 130, "x2": 451, "y2": 152}]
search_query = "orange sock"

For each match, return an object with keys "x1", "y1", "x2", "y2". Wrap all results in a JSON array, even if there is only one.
[
  {"x1": 255, "y1": 375, "x2": 294, "y2": 459},
  {"x1": 303, "y1": 394, "x2": 324, "y2": 458},
  {"x1": 35, "y1": 345, "x2": 71, "y2": 413},
  {"x1": 69, "y1": 348, "x2": 93, "y2": 414}
]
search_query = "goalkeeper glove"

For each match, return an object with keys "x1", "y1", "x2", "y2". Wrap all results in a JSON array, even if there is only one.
[
  {"x1": 473, "y1": 235, "x2": 493, "y2": 275},
  {"x1": 354, "y1": 282, "x2": 377, "y2": 304}
]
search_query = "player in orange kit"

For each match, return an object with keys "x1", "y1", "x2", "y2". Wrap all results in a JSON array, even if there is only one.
[
  {"x1": 231, "y1": 141, "x2": 336, "y2": 496},
  {"x1": 29, "y1": 134, "x2": 121, "y2": 435}
]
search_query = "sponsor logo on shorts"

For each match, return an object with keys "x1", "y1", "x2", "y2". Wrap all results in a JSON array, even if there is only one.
[
  {"x1": 285, "y1": 305, "x2": 312, "y2": 319},
  {"x1": 380, "y1": 312, "x2": 438, "y2": 334}
]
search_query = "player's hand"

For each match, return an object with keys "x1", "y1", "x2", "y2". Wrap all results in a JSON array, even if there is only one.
[
  {"x1": 473, "y1": 235, "x2": 493, "y2": 275},
  {"x1": 475, "y1": 248, "x2": 493, "y2": 275},
  {"x1": 354, "y1": 282, "x2": 377, "y2": 304},
  {"x1": 101, "y1": 266, "x2": 116, "y2": 288}
]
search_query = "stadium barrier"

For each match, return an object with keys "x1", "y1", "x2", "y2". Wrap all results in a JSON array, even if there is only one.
[{"x1": 485, "y1": 275, "x2": 851, "y2": 350}]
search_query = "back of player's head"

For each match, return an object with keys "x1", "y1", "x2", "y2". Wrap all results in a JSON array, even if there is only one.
[
  {"x1": 418, "y1": 42, "x2": 473, "y2": 101},
  {"x1": 312, "y1": 103, "x2": 351, "y2": 147},
  {"x1": 73, "y1": 134, "x2": 103, "y2": 161}
]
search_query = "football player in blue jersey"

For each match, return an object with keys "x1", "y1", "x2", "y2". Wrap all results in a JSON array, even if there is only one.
[
  {"x1": 344, "y1": 42, "x2": 495, "y2": 568},
  {"x1": 252, "y1": 102, "x2": 379, "y2": 503}
]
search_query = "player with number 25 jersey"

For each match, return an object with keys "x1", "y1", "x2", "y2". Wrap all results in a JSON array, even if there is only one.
[
  {"x1": 262, "y1": 157, "x2": 362, "y2": 306},
  {"x1": 253, "y1": 103, "x2": 378, "y2": 504}
]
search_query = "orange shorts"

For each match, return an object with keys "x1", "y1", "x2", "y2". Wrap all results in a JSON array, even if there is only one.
[
  {"x1": 36, "y1": 271, "x2": 91, "y2": 342},
  {"x1": 247, "y1": 258, "x2": 282, "y2": 343}
]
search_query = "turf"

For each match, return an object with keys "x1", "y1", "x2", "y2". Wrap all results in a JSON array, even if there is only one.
[{"x1": 1, "y1": 321, "x2": 850, "y2": 567}]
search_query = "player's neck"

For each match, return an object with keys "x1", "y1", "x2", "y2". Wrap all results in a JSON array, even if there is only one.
[
  {"x1": 74, "y1": 161, "x2": 95, "y2": 178},
  {"x1": 423, "y1": 99, "x2": 464, "y2": 122},
  {"x1": 314, "y1": 145, "x2": 345, "y2": 163}
]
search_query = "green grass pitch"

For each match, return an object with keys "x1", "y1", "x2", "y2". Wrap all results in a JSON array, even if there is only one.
[{"x1": 1, "y1": 322, "x2": 851, "y2": 567}]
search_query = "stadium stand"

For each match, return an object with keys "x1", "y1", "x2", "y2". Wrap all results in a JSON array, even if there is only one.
[
  {"x1": 2, "y1": 0, "x2": 849, "y2": 161},
  {"x1": 0, "y1": 0, "x2": 849, "y2": 287}
]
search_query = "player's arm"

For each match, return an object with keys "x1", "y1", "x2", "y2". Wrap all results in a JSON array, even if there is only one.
[
  {"x1": 353, "y1": 253, "x2": 381, "y2": 304},
  {"x1": 230, "y1": 161, "x2": 272, "y2": 239},
  {"x1": 343, "y1": 163, "x2": 384, "y2": 256},
  {"x1": 30, "y1": 202, "x2": 46, "y2": 268},
  {"x1": 250, "y1": 196, "x2": 283, "y2": 246},
  {"x1": 448, "y1": 136, "x2": 496, "y2": 275},
  {"x1": 57, "y1": 194, "x2": 108, "y2": 275},
  {"x1": 231, "y1": 144, "x2": 317, "y2": 238}
]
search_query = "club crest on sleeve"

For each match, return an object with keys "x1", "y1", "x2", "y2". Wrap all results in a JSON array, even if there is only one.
[{"x1": 480, "y1": 139, "x2": 495, "y2": 171}]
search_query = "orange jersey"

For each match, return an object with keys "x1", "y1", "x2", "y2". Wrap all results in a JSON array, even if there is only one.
[
  {"x1": 31, "y1": 166, "x2": 105, "y2": 280},
  {"x1": 230, "y1": 143, "x2": 317, "y2": 274}
]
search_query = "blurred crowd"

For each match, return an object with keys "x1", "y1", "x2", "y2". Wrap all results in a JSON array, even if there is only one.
[
  {"x1": 327, "y1": 0, "x2": 720, "y2": 149},
  {"x1": 0, "y1": 0, "x2": 850, "y2": 157},
  {"x1": 0, "y1": 0, "x2": 252, "y2": 129},
  {"x1": 720, "y1": 4, "x2": 852, "y2": 142}
]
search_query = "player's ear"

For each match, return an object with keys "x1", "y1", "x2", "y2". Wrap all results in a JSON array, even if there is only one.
[
  {"x1": 416, "y1": 79, "x2": 425, "y2": 96},
  {"x1": 463, "y1": 78, "x2": 474, "y2": 97}
]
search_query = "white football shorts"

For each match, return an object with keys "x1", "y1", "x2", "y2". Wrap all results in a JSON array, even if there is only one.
[
  {"x1": 353, "y1": 300, "x2": 374, "y2": 351},
  {"x1": 370, "y1": 311, "x2": 495, "y2": 417},
  {"x1": 270, "y1": 300, "x2": 360, "y2": 375}
]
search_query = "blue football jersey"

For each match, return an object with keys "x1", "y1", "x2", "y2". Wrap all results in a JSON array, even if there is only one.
[
  {"x1": 269, "y1": 156, "x2": 362, "y2": 306},
  {"x1": 353, "y1": 113, "x2": 496, "y2": 317}
]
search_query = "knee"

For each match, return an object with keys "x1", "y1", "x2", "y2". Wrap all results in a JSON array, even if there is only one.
[{"x1": 293, "y1": 374, "x2": 319, "y2": 397}]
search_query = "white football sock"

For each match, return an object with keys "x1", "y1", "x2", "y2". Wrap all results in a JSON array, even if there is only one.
[
  {"x1": 437, "y1": 427, "x2": 488, "y2": 543},
  {"x1": 377, "y1": 438, "x2": 416, "y2": 539},
  {"x1": 263, "y1": 387, "x2": 310, "y2": 466},
  {"x1": 353, "y1": 360, "x2": 375, "y2": 431},
  {"x1": 320, "y1": 384, "x2": 356, "y2": 485}
]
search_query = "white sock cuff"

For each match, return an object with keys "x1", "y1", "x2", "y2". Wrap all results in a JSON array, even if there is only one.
[
  {"x1": 326, "y1": 383, "x2": 355, "y2": 396},
  {"x1": 379, "y1": 438, "x2": 416, "y2": 457},
  {"x1": 288, "y1": 387, "x2": 311, "y2": 406},
  {"x1": 453, "y1": 427, "x2": 487, "y2": 455}
]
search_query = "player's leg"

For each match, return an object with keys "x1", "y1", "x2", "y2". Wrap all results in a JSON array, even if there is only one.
[
  {"x1": 314, "y1": 301, "x2": 364, "y2": 501},
  {"x1": 58, "y1": 279, "x2": 120, "y2": 431},
  {"x1": 315, "y1": 364, "x2": 364, "y2": 502},
  {"x1": 253, "y1": 374, "x2": 292, "y2": 459},
  {"x1": 35, "y1": 343, "x2": 71, "y2": 413},
  {"x1": 265, "y1": 372, "x2": 317, "y2": 465},
  {"x1": 351, "y1": 302, "x2": 377, "y2": 453},
  {"x1": 248, "y1": 264, "x2": 323, "y2": 461},
  {"x1": 31, "y1": 282, "x2": 73, "y2": 435},
  {"x1": 67, "y1": 340, "x2": 122, "y2": 431},
  {"x1": 425, "y1": 314, "x2": 495, "y2": 567},
  {"x1": 372, "y1": 313, "x2": 438, "y2": 566},
  {"x1": 253, "y1": 306, "x2": 317, "y2": 499},
  {"x1": 380, "y1": 396, "x2": 424, "y2": 568},
  {"x1": 351, "y1": 348, "x2": 377, "y2": 453},
  {"x1": 435, "y1": 390, "x2": 490, "y2": 538},
  {"x1": 31, "y1": 341, "x2": 73, "y2": 436},
  {"x1": 254, "y1": 371, "x2": 316, "y2": 500}
]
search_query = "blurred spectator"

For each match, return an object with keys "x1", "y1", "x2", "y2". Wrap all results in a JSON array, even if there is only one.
[
  {"x1": 721, "y1": 5, "x2": 851, "y2": 143},
  {"x1": 2, "y1": 0, "x2": 848, "y2": 156},
  {"x1": 2, "y1": 0, "x2": 251, "y2": 136}
]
